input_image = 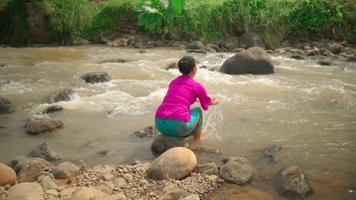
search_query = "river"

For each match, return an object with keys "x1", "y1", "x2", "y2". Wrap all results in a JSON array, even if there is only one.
[{"x1": 0, "y1": 46, "x2": 355, "y2": 199}]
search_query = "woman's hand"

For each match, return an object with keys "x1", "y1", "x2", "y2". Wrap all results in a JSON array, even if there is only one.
[{"x1": 211, "y1": 97, "x2": 219, "y2": 105}]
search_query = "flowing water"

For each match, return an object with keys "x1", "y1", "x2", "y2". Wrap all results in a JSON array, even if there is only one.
[{"x1": 0, "y1": 46, "x2": 355, "y2": 199}]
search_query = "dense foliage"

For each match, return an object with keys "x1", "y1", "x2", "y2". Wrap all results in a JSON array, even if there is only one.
[{"x1": 0, "y1": 0, "x2": 355, "y2": 46}]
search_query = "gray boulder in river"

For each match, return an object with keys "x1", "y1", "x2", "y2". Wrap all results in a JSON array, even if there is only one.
[
  {"x1": 81, "y1": 71, "x2": 111, "y2": 84},
  {"x1": 151, "y1": 134, "x2": 189, "y2": 156},
  {"x1": 0, "y1": 96, "x2": 15, "y2": 114},
  {"x1": 51, "y1": 88, "x2": 74, "y2": 102},
  {"x1": 25, "y1": 117, "x2": 64, "y2": 135},
  {"x1": 28, "y1": 142, "x2": 61, "y2": 162},
  {"x1": 219, "y1": 47, "x2": 274, "y2": 74},
  {"x1": 219, "y1": 157, "x2": 253, "y2": 185}
]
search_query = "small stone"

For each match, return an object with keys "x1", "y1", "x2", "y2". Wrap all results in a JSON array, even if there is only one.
[
  {"x1": 102, "y1": 173, "x2": 114, "y2": 181},
  {"x1": 319, "y1": 58, "x2": 332, "y2": 65},
  {"x1": 38, "y1": 174, "x2": 59, "y2": 191},
  {"x1": 81, "y1": 72, "x2": 111, "y2": 84},
  {"x1": 122, "y1": 173, "x2": 133, "y2": 183},
  {"x1": 29, "y1": 142, "x2": 61, "y2": 162},
  {"x1": 52, "y1": 88, "x2": 74, "y2": 102},
  {"x1": 0, "y1": 96, "x2": 15, "y2": 114},
  {"x1": 113, "y1": 177, "x2": 126, "y2": 188},
  {"x1": 52, "y1": 162, "x2": 80, "y2": 179}
]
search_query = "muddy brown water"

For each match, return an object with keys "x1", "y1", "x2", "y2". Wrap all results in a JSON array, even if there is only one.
[{"x1": 0, "y1": 46, "x2": 355, "y2": 199}]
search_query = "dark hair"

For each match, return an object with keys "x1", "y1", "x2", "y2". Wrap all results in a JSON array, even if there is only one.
[{"x1": 178, "y1": 56, "x2": 196, "y2": 75}]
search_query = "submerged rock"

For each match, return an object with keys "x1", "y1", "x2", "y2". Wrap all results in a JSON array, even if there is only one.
[
  {"x1": 29, "y1": 142, "x2": 61, "y2": 162},
  {"x1": 219, "y1": 47, "x2": 274, "y2": 75},
  {"x1": 81, "y1": 72, "x2": 111, "y2": 84},
  {"x1": 239, "y1": 32, "x2": 265, "y2": 49},
  {"x1": 25, "y1": 117, "x2": 64, "y2": 135},
  {"x1": 147, "y1": 147, "x2": 197, "y2": 180},
  {"x1": 220, "y1": 157, "x2": 253, "y2": 185},
  {"x1": 264, "y1": 144, "x2": 282, "y2": 160},
  {"x1": 274, "y1": 165, "x2": 312, "y2": 198},
  {"x1": 42, "y1": 105, "x2": 64, "y2": 114},
  {"x1": 0, "y1": 163, "x2": 16, "y2": 186},
  {"x1": 53, "y1": 162, "x2": 80, "y2": 179},
  {"x1": 52, "y1": 88, "x2": 74, "y2": 102},
  {"x1": 195, "y1": 163, "x2": 219, "y2": 176},
  {"x1": 7, "y1": 182, "x2": 44, "y2": 200},
  {"x1": 134, "y1": 125, "x2": 159, "y2": 138},
  {"x1": 151, "y1": 134, "x2": 189, "y2": 156},
  {"x1": 0, "y1": 96, "x2": 15, "y2": 114},
  {"x1": 99, "y1": 58, "x2": 130, "y2": 64}
]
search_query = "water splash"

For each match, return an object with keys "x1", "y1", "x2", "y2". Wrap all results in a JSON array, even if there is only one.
[{"x1": 202, "y1": 106, "x2": 224, "y2": 140}]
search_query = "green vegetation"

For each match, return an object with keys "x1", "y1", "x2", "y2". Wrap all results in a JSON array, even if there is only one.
[{"x1": 0, "y1": 0, "x2": 355, "y2": 46}]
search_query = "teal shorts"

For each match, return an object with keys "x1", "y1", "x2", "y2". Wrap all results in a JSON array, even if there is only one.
[{"x1": 155, "y1": 107, "x2": 203, "y2": 137}]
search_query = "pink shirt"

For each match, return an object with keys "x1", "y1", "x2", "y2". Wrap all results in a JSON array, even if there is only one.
[{"x1": 155, "y1": 75, "x2": 212, "y2": 121}]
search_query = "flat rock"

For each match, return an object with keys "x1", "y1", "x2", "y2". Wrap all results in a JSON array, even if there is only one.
[
  {"x1": 0, "y1": 163, "x2": 16, "y2": 186},
  {"x1": 195, "y1": 162, "x2": 219, "y2": 176},
  {"x1": 274, "y1": 165, "x2": 312, "y2": 197},
  {"x1": 51, "y1": 88, "x2": 74, "y2": 102},
  {"x1": 220, "y1": 157, "x2": 253, "y2": 185},
  {"x1": 25, "y1": 117, "x2": 64, "y2": 135},
  {"x1": 81, "y1": 72, "x2": 111, "y2": 84},
  {"x1": 147, "y1": 147, "x2": 197, "y2": 180},
  {"x1": 29, "y1": 142, "x2": 61, "y2": 162},
  {"x1": 52, "y1": 162, "x2": 80, "y2": 179},
  {"x1": 0, "y1": 96, "x2": 14, "y2": 114},
  {"x1": 151, "y1": 134, "x2": 189, "y2": 156},
  {"x1": 7, "y1": 182, "x2": 44, "y2": 200}
]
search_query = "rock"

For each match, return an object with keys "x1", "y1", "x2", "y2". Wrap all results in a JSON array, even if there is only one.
[
  {"x1": 52, "y1": 88, "x2": 74, "y2": 102},
  {"x1": 274, "y1": 166, "x2": 312, "y2": 197},
  {"x1": 220, "y1": 157, "x2": 253, "y2": 185},
  {"x1": 38, "y1": 174, "x2": 59, "y2": 191},
  {"x1": 205, "y1": 43, "x2": 221, "y2": 52},
  {"x1": 113, "y1": 177, "x2": 126, "y2": 188},
  {"x1": 181, "y1": 194, "x2": 200, "y2": 200},
  {"x1": 287, "y1": 48, "x2": 304, "y2": 54},
  {"x1": 107, "y1": 38, "x2": 130, "y2": 47},
  {"x1": 7, "y1": 182, "x2": 44, "y2": 200},
  {"x1": 134, "y1": 125, "x2": 159, "y2": 138},
  {"x1": 187, "y1": 41, "x2": 205, "y2": 50},
  {"x1": 10, "y1": 156, "x2": 29, "y2": 174},
  {"x1": 147, "y1": 147, "x2": 197, "y2": 180},
  {"x1": 224, "y1": 41, "x2": 239, "y2": 52},
  {"x1": 195, "y1": 163, "x2": 219, "y2": 176},
  {"x1": 328, "y1": 43, "x2": 343, "y2": 54},
  {"x1": 52, "y1": 162, "x2": 80, "y2": 179},
  {"x1": 305, "y1": 48, "x2": 319, "y2": 56},
  {"x1": 319, "y1": 47, "x2": 334, "y2": 56},
  {"x1": 319, "y1": 58, "x2": 332, "y2": 65},
  {"x1": 219, "y1": 47, "x2": 274, "y2": 74},
  {"x1": 0, "y1": 163, "x2": 16, "y2": 186},
  {"x1": 347, "y1": 55, "x2": 356, "y2": 62},
  {"x1": 71, "y1": 187, "x2": 109, "y2": 200},
  {"x1": 0, "y1": 96, "x2": 15, "y2": 114},
  {"x1": 99, "y1": 59, "x2": 129, "y2": 64},
  {"x1": 71, "y1": 159, "x2": 87, "y2": 172},
  {"x1": 239, "y1": 32, "x2": 265, "y2": 49},
  {"x1": 73, "y1": 39, "x2": 90, "y2": 46},
  {"x1": 165, "y1": 62, "x2": 178, "y2": 70},
  {"x1": 25, "y1": 117, "x2": 64, "y2": 135},
  {"x1": 29, "y1": 142, "x2": 61, "y2": 162},
  {"x1": 151, "y1": 134, "x2": 189, "y2": 156},
  {"x1": 109, "y1": 193, "x2": 127, "y2": 200},
  {"x1": 42, "y1": 105, "x2": 64, "y2": 114},
  {"x1": 102, "y1": 173, "x2": 115, "y2": 181},
  {"x1": 159, "y1": 187, "x2": 184, "y2": 200},
  {"x1": 94, "y1": 181, "x2": 114, "y2": 195},
  {"x1": 187, "y1": 49, "x2": 207, "y2": 54},
  {"x1": 264, "y1": 144, "x2": 282, "y2": 159},
  {"x1": 17, "y1": 158, "x2": 50, "y2": 182},
  {"x1": 45, "y1": 189, "x2": 59, "y2": 197},
  {"x1": 59, "y1": 187, "x2": 80, "y2": 199},
  {"x1": 290, "y1": 54, "x2": 304, "y2": 60},
  {"x1": 81, "y1": 72, "x2": 111, "y2": 84},
  {"x1": 233, "y1": 48, "x2": 245, "y2": 53}
]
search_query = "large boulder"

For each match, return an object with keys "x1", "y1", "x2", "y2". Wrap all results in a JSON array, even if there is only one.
[
  {"x1": 219, "y1": 47, "x2": 274, "y2": 74},
  {"x1": 0, "y1": 163, "x2": 16, "y2": 186},
  {"x1": 0, "y1": 96, "x2": 14, "y2": 114},
  {"x1": 29, "y1": 142, "x2": 61, "y2": 162},
  {"x1": 151, "y1": 135, "x2": 189, "y2": 156},
  {"x1": 51, "y1": 88, "x2": 74, "y2": 102},
  {"x1": 274, "y1": 166, "x2": 312, "y2": 197},
  {"x1": 17, "y1": 158, "x2": 50, "y2": 182},
  {"x1": 81, "y1": 72, "x2": 111, "y2": 84},
  {"x1": 220, "y1": 157, "x2": 253, "y2": 185},
  {"x1": 25, "y1": 117, "x2": 64, "y2": 135},
  {"x1": 52, "y1": 162, "x2": 80, "y2": 179},
  {"x1": 147, "y1": 147, "x2": 197, "y2": 180},
  {"x1": 7, "y1": 182, "x2": 44, "y2": 200},
  {"x1": 186, "y1": 41, "x2": 207, "y2": 54},
  {"x1": 239, "y1": 32, "x2": 265, "y2": 49}
]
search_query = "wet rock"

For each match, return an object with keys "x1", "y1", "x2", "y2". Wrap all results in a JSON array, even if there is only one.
[
  {"x1": 134, "y1": 125, "x2": 159, "y2": 138},
  {"x1": 290, "y1": 54, "x2": 304, "y2": 60},
  {"x1": 151, "y1": 134, "x2": 189, "y2": 156},
  {"x1": 328, "y1": 43, "x2": 343, "y2": 54},
  {"x1": 205, "y1": 43, "x2": 221, "y2": 52},
  {"x1": 319, "y1": 58, "x2": 332, "y2": 65},
  {"x1": 195, "y1": 163, "x2": 219, "y2": 176},
  {"x1": 99, "y1": 59, "x2": 129, "y2": 64},
  {"x1": 187, "y1": 49, "x2": 207, "y2": 54},
  {"x1": 287, "y1": 48, "x2": 304, "y2": 54},
  {"x1": 107, "y1": 37, "x2": 130, "y2": 47},
  {"x1": 305, "y1": 48, "x2": 319, "y2": 56},
  {"x1": 42, "y1": 105, "x2": 64, "y2": 114},
  {"x1": 7, "y1": 182, "x2": 44, "y2": 200},
  {"x1": 239, "y1": 32, "x2": 265, "y2": 49},
  {"x1": 274, "y1": 166, "x2": 312, "y2": 197},
  {"x1": 319, "y1": 47, "x2": 334, "y2": 56},
  {"x1": 165, "y1": 62, "x2": 178, "y2": 70},
  {"x1": 10, "y1": 156, "x2": 29, "y2": 174},
  {"x1": 148, "y1": 147, "x2": 197, "y2": 180},
  {"x1": 224, "y1": 41, "x2": 239, "y2": 52},
  {"x1": 0, "y1": 96, "x2": 14, "y2": 114},
  {"x1": 25, "y1": 117, "x2": 64, "y2": 135},
  {"x1": 38, "y1": 174, "x2": 58, "y2": 191},
  {"x1": 29, "y1": 142, "x2": 61, "y2": 162},
  {"x1": 181, "y1": 194, "x2": 200, "y2": 200},
  {"x1": 264, "y1": 144, "x2": 282, "y2": 160},
  {"x1": 187, "y1": 41, "x2": 205, "y2": 50},
  {"x1": 53, "y1": 162, "x2": 80, "y2": 179},
  {"x1": 0, "y1": 163, "x2": 16, "y2": 186},
  {"x1": 205, "y1": 47, "x2": 217, "y2": 53},
  {"x1": 220, "y1": 157, "x2": 253, "y2": 185},
  {"x1": 219, "y1": 47, "x2": 274, "y2": 75},
  {"x1": 52, "y1": 88, "x2": 74, "y2": 102},
  {"x1": 71, "y1": 187, "x2": 109, "y2": 200},
  {"x1": 81, "y1": 72, "x2": 111, "y2": 84},
  {"x1": 17, "y1": 158, "x2": 50, "y2": 182}
]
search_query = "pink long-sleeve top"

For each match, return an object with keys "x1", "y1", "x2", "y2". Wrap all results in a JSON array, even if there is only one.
[{"x1": 155, "y1": 75, "x2": 212, "y2": 122}]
